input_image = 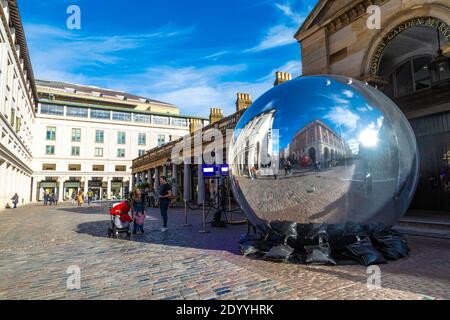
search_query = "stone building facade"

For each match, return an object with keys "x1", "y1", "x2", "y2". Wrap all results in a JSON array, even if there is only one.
[
  {"x1": 295, "y1": 0, "x2": 450, "y2": 211},
  {"x1": 0, "y1": 0, "x2": 37, "y2": 208}
]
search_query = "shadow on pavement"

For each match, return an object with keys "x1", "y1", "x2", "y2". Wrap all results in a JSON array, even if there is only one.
[{"x1": 75, "y1": 209, "x2": 247, "y2": 255}]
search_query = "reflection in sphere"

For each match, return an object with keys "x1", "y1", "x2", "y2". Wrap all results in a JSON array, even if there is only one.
[{"x1": 229, "y1": 75, "x2": 419, "y2": 230}]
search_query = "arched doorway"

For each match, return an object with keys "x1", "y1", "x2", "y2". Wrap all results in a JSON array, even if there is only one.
[
  {"x1": 372, "y1": 18, "x2": 450, "y2": 212},
  {"x1": 378, "y1": 24, "x2": 449, "y2": 98},
  {"x1": 308, "y1": 147, "x2": 316, "y2": 164}
]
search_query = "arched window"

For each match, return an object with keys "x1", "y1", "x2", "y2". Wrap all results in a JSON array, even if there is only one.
[{"x1": 382, "y1": 55, "x2": 434, "y2": 98}]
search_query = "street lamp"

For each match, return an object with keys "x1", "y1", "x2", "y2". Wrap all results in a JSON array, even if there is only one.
[{"x1": 428, "y1": 29, "x2": 450, "y2": 85}]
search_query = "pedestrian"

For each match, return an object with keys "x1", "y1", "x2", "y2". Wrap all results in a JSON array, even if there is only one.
[
  {"x1": 11, "y1": 193, "x2": 19, "y2": 209},
  {"x1": 131, "y1": 189, "x2": 145, "y2": 235},
  {"x1": 77, "y1": 190, "x2": 84, "y2": 207},
  {"x1": 50, "y1": 193, "x2": 55, "y2": 205},
  {"x1": 287, "y1": 160, "x2": 292, "y2": 176},
  {"x1": 53, "y1": 193, "x2": 58, "y2": 206},
  {"x1": 158, "y1": 176, "x2": 172, "y2": 232},
  {"x1": 43, "y1": 192, "x2": 48, "y2": 206},
  {"x1": 71, "y1": 190, "x2": 77, "y2": 205},
  {"x1": 87, "y1": 190, "x2": 93, "y2": 205}
]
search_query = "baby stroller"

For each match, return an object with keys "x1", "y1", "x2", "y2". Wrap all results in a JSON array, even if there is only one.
[{"x1": 108, "y1": 201, "x2": 133, "y2": 239}]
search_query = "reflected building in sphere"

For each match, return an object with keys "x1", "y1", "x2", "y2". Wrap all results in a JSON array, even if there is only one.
[{"x1": 289, "y1": 120, "x2": 351, "y2": 166}]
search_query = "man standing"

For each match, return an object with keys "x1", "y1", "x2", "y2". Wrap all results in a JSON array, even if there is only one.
[
  {"x1": 159, "y1": 176, "x2": 172, "y2": 232},
  {"x1": 11, "y1": 193, "x2": 19, "y2": 209}
]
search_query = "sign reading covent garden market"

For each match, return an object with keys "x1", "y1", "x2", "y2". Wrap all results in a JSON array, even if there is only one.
[{"x1": 370, "y1": 17, "x2": 450, "y2": 75}]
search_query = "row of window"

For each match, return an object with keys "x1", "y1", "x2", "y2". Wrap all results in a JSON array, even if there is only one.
[
  {"x1": 46, "y1": 127, "x2": 166, "y2": 146},
  {"x1": 40, "y1": 104, "x2": 189, "y2": 127},
  {"x1": 45, "y1": 145, "x2": 147, "y2": 158},
  {"x1": 42, "y1": 164, "x2": 127, "y2": 172}
]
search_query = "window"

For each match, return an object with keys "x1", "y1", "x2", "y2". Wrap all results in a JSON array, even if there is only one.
[
  {"x1": 95, "y1": 130, "x2": 104, "y2": 143},
  {"x1": 138, "y1": 150, "x2": 146, "y2": 157},
  {"x1": 71, "y1": 146, "x2": 80, "y2": 156},
  {"x1": 153, "y1": 116, "x2": 169, "y2": 125},
  {"x1": 112, "y1": 112, "x2": 131, "y2": 122},
  {"x1": 71, "y1": 128, "x2": 81, "y2": 142},
  {"x1": 134, "y1": 114, "x2": 151, "y2": 123},
  {"x1": 171, "y1": 118, "x2": 188, "y2": 127},
  {"x1": 92, "y1": 165, "x2": 105, "y2": 172},
  {"x1": 68, "y1": 164, "x2": 81, "y2": 171},
  {"x1": 138, "y1": 133, "x2": 146, "y2": 145},
  {"x1": 115, "y1": 165, "x2": 126, "y2": 172},
  {"x1": 157, "y1": 134, "x2": 166, "y2": 147},
  {"x1": 10, "y1": 108, "x2": 15, "y2": 126},
  {"x1": 40, "y1": 104, "x2": 64, "y2": 115},
  {"x1": 45, "y1": 145, "x2": 55, "y2": 155},
  {"x1": 95, "y1": 147, "x2": 104, "y2": 157},
  {"x1": 46, "y1": 127, "x2": 56, "y2": 141},
  {"x1": 66, "y1": 107, "x2": 88, "y2": 118},
  {"x1": 117, "y1": 131, "x2": 126, "y2": 144},
  {"x1": 117, "y1": 148, "x2": 125, "y2": 158},
  {"x1": 90, "y1": 109, "x2": 110, "y2": 120},
  {"x1": 15, "y1": 117, "x2": 21, "y2": 133},
  {"x1": 382, "y1": 55, "x2": 435, "y2": 98},
  {"x1": 42, "y1": 164, "x2": 56, "y2": 171}
]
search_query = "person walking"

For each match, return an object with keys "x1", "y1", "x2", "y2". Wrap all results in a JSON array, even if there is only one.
[
  {"x1": 87, "y1": 190, "x2": 93, "y2": 205},
  {"x1": 43, "y1": 192, "x2": 48, "y2": 206},
  {"x1": 71, "y1": 190, "x2": 77, "y2": 205},
  {"x1": 77, "y1": 190, "x2": 84, "y2": 207},
  {"x1": 11, "y1": 193, "x2": 19, "y2": 209},
  {"x1": 158, "y1": 176, "x2": 172, "y2": 232}
]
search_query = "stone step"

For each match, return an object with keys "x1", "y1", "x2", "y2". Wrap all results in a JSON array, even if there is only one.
[
  {"x1": 398, "y1": 216, "x2": 450, "y2": 231},
  {"x1": 393, "y1": 226, "x2": 450, "y2": 240}
]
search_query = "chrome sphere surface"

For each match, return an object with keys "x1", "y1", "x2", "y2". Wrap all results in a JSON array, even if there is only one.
[{"x1": 229, "y1": 75, "x2": 419, "y2": 229}]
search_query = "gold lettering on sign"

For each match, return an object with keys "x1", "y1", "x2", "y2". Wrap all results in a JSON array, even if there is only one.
[{"x1": 370, "y1": 17, "x2": 450, "y2": 75}]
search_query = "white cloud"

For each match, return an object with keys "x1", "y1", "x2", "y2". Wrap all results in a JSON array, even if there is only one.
[
  {"x1": 343, "y1": 90, "x2": 354, "y2": 98},
  {"x1": 245, "y1": 24, "x2": 298, "y2": 53},
  {"x1": 324, "y1": 106, "x2": 360, "y2": 132},
  {"x1": 275, "y1": 3, "x2": 305, "y2": 24}
]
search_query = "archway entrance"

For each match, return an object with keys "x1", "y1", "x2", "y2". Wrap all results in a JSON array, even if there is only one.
[
  {"x1": 373, "y1": 18, "x2": 450, "y2": 212},
  {"x1": 308, "y1": 147, "x2": 316, "y2": 164}
]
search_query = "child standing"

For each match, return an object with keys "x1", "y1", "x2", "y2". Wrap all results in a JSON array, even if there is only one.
[{"x1": 131, "y1": 189, "x2": 145, "y2": 234}]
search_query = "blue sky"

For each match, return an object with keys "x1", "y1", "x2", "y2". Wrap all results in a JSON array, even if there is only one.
[{"x1": 20, "y1": 0, "x2": 318, "y2": 116}]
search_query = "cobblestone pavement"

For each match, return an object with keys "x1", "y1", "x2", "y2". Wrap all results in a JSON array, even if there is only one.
[
  {"x1": 238, "y1": 164, "x2": 400, "y2": 225},
  {"x1": 0, "y1": 203, "x2": 449, "y2": 300}
]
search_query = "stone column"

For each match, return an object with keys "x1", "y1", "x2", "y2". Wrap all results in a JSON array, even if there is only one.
[
  {"x1": 183, "y1": 163, "x2": 191, "y2": 202},
  {"x1": 172, "y1": 164, "x2": 178, "y2": 198},
  {"x1": 84, "y1": 178, "x2": 89, "y2": 193},
  {"x1": 107, "y1": 177, "x2": 112, "y2": 200},
  {"x1": 163, "y1": 165, "x2": 168, "y2": 177},
  {"x1": 154, "y1": 167, "x2": 160, "y2": 194},
  {"x1": 58, "y1": 177, "x2": 64, "y2": 202},
  {"x1": 131, "y1": 173, "x2": 136, "y2": 189},
  {"x1": 147, "y1": 169, "x2": 152, "y2": 184}
]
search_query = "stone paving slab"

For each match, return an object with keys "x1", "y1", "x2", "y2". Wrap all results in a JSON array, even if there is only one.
[{"x1": 0, "y1": 203, "x2": 449, "y2": 300}]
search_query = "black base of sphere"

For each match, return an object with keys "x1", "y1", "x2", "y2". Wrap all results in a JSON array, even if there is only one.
[{"x1": 239, "y1": 221, "x2": 410, "y2": 266}]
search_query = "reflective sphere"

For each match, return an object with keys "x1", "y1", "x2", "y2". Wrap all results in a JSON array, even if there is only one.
[{"x1": 229, "y1": 75, "x2": 419, "y2": 229}]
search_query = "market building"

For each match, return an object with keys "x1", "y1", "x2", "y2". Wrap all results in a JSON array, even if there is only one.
[
  {"x1": 131, "y1": 72, "x2": 290, "y2": 203},
  {"x1": 0, "y1": 0, "x2": 37, "y2": 208},
  {"x1": 294, "y1": 0, "x2": 450, "y2": 212},
  {"x1": 32, "y1": 80, "x2": 208, "y2": 202}
]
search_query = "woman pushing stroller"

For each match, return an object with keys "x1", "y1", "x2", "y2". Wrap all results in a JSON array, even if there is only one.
[{"x1": 131, "y1": 189, "x2": 146, "y2": 235}]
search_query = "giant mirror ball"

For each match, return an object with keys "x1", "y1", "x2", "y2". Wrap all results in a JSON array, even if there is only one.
[{"x1": 229, "y1": 75, "x2": 419, "y2": 230}]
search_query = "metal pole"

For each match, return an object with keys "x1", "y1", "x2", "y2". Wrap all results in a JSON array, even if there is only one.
[
  {"x1": 199, "y1": 202, "x2": 209, "y2": 233},
  {"x1": 182, "y1": 199, "x2": 191, "y2": 227}
]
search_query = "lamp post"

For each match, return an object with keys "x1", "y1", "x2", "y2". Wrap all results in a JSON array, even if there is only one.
[{"x1": 428, "y1": 30, "x2": 450, "y2": 86}]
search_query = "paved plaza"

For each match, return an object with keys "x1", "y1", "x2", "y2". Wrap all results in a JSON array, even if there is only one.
[{"x1": 0, "y1": 203, "x2": 449, "y2": 300}]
